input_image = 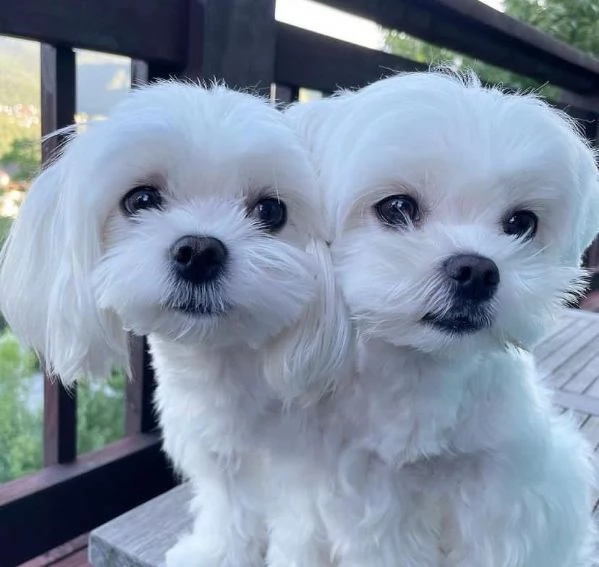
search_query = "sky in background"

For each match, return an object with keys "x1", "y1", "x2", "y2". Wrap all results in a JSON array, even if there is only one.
[{"x1": 276, "y1": 0, "x2": 505, "y2": 49}]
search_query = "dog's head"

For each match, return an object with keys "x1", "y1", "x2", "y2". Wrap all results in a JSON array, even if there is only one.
[
  {"x1": 0, "y1": 82, "x2": 351, "y2": 398},
  {"x1": 305, "y1": 72, "x2": 599, "y2": 354}
]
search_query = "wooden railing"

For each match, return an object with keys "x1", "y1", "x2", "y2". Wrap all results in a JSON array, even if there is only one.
[{"x1": 1, "y1": 0, "x2": 599, "y2": 564}]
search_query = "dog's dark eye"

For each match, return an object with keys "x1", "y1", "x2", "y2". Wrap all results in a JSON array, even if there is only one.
[
  {"x1": 502, "y1": 210, "x2": 538, "y2": 241},
  {"x1": 249, "y1": 197, "x2": 287, "y2": 232},
  {"x1": 121, "y1": 186, "x2": 163, "y2": 216},
  {"x1": 375, "y1": 195, "x2": 420, "y2": 227}
]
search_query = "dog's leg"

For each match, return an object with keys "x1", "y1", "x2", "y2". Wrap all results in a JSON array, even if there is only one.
[
  {"x1": 445, "y1": 436, "x2": 597, "y2": 567},
  {"x1": 166, "y1": 465, "x2": 266, "y2": 567},
  {"x1": 266, "y1": 491, "x2": 332, "y2": 567}
]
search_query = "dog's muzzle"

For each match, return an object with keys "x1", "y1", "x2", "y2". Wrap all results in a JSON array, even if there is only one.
[{"x1": 423, "y1": 254, "x2": 499, "y2": 334}]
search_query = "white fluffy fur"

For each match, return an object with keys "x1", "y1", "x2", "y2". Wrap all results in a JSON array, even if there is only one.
[
  {"x1": 0, "y1": 82, "x2": 353, "y2": 567},
  {"x1": 289, "y1": 71, "x2": 599, "y2": 566}
]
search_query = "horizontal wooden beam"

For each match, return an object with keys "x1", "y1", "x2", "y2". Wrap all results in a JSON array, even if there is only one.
[
  {"x1": 0, "y1": 0, "x2": 186, "y2": 66},
  {"x1": 0, "y1": 435, "x2": 176, "y2": 566},
  {"x1": 275, "y1": 23, "x2": 426, "y2": 94},
  {"x1": 320, "y1": 0, "x2": 599, "y2": 94}
]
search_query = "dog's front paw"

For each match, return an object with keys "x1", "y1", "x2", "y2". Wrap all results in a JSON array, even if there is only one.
[{"x1": 165, "y1": 533, "x2": 263, "y2": 567}]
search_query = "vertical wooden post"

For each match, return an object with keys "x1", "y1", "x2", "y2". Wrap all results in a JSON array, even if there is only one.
[
  {"x1": 40, "y1": 44, "x2": 77, "y2": 465},
  {"x1": 181, "y1": 0, "x2": 276, "y2": 90},
  {"x1": 273, "y1": 84, "x2": 300, "y2": 104},
  {"x1": 125, "y1": 336, "x2": 158, "y2": 435}
]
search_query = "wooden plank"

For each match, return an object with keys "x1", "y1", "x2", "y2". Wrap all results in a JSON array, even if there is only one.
[
  {"x1": 181, "y1": 0, "x2": 276, "y2": 92},
  {"x1": 534, "y1": 317, "x2": 594, "y2": 363},
  {"x1": 557, "y1": 91, "x2": 599, "y2": 119},
  {"x1": 539, "y1": 322, "x2": 599, "y2": 389},
  {"x1": 125, "y1": 337, "x2": 158, "y2": 435},
  {"x1": 0, "y1": 435, "x2": 175, "y2": 566},
  {"x1": 0, "y1": 0, "x2": 186, "y2": 66},
  {"x1": 566, "y1": 409, "x2": 591, "y2": 429},
  {"x1": 537, "y1": 310, "x2": 578, "y2": 343},
  {"x1": 40, "y1": 45, "x2": 78, "y2": 467},
  {"x1": 540, "y1": 320, "x2": 599, "y2": 376},
  {"x1": 43, "y1": 378, "x2": 77, "y2": 466},
  {"x1": 275, "y1": 23, "x2": 426, "y2": 94},
  {"x1": 563, "y1": 410, "x2": 591, "y2": 430},
  {"x1": 89, "y1": 484, "x2": 192, "y2": 567},
  {"x1": 319, "y1": 0, "x2": 599, "y2": 94},
  {"x1": 20, "y1": 534, "x2": 88, "y2": 567},
  {"x1": 41, "y1": 44, "x2": 76, "y2": 162},
  {"x1": 275, "y1": 24, "x2": 599, "y2": 117},
  {"x1": 551, "y1": 390, "x2": 599, "y2": 417},
  {"x1": 582, "y1": 370, "x2": 599, "y2": 398},
  {"x1": 565, "y1": 351, "x2": 599, "y2": 395},
  {"x1": 272, "y1": 84, "x2": 299, "y2": 104},
  {"x1": 54, "y1": 549, "x2": 89, "y2": 567},
  {"x1": 580, "y1": 416, "x2": 599, "y2": 450}
]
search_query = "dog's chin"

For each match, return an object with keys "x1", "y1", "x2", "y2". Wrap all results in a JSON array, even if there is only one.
[
  {"x1": 122, "y1": 297, "x2": 301, "y2": 351},
  {"x1": 422, "y1": 303, "x2": 495, "y2": 336},
  {"x1": 163, "y1": 300, "x2": 232, "y2": 318}
]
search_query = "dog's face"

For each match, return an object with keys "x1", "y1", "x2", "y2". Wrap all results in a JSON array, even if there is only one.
[
  {"x1": 90, "y1": 85, "x2": 321, "y2": 348},
  {"x1": 0, "y1": 83, "x2": 351, "y2": 390},
  {"x1": 320, "y1": 73, "x2": 599, "y2": 354}
]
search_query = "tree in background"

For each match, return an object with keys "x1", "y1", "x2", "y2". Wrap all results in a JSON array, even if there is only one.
[
  {"x1": 0, "y1": 43, "x2": 41, "y2": 178},
  {"x1": 0, "y1": 214, "x2": 126, "y2": 482},
  {"x1": 1, "y1": 138, "x2": 41, "y2": 182},
  {"x1": 0, "y1": 328, "x2": 126, "y2": 483},
  {"x1": 77, "y1": 370, "x2": 126, "y2": 455},
  {"x1": 505, "y1": 0, "x2": 599, "y2": 56},
  {"x1": 0, "y1": 332, "x2": 42, "y2": 482},
  {"x1": 386, "y1": 0, "x2": 599, "y2": 94}
]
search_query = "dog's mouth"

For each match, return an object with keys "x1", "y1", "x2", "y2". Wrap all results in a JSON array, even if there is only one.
[
  {"x1": 163, "y1": 299, "x2": 231, "y2": 317},
  {"x1": 422, "y1": 305, "x2": 494, "y2": 335}
]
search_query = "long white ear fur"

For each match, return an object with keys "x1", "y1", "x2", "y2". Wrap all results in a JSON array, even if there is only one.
[
  {"x1": 573, "y1": 145, "x2": 599, "y2": 267},
  {"x1": 262, "y1": 239, "x2": 354, "y2": 406},
  {"x1": 0, "y1": 161, "x2": 128, "y2": 384}
]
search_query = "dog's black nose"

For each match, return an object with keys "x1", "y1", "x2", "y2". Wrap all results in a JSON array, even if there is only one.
[
  {"x1": 443, "y1": 254, "x2": 499, "y2": 302},
  {"x1": 170, "y1": 235, "x2": 227, "y2": 284}
]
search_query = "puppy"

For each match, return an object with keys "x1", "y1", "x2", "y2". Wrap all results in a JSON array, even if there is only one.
[
  {"x1": 0, "y1": 82, "x2": 352, "y2": 567},
  {"x1": 291, "y1": 71, "x2": 599, "y2": 566}
]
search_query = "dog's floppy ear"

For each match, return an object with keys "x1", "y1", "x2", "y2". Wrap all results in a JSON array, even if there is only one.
[
  {"x1": 578, "y1": 148, "x2": 599, "y2": 266},
  {"x1": 0, "y1": 157, "x2": 128, "y2": 384},
  {"x1": 262, "y1": 239, "x2": 353, "y2": 405},
  {"x1": 571, "y1": 145, "x2": 599, "y2": 266}
]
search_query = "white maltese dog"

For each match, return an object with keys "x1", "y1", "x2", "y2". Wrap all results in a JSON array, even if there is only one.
[
  {"x1": 290, "y1": 71, "x2": 599, "y2": 566},
  {"x1": 0, "y1": 82, "x2": 352, "y2": 567}
]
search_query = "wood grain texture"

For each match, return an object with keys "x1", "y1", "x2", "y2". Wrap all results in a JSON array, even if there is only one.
[
  {"x1": 0, "y1": 0, "x2": 186, "y2": 66},
  {"x1": 126, "y1": 337, "x2": 158, "y2": 436},
  {"x1": 274, "y1": 23, "x2": 426, "y2": 94},
  {"x1": 181, "y1": 0, "x2": 276, "y2": 91},
  {"x1": 319, "y1": 0, "x2": 599, "y2": 94},
  {"x1": 89, "y1": 484, "x2": 192, "y2": 567},
  {"x1": 20, "y1": 534, "x2": 89, "y2": 567},
  {"x1": 0, "y1": 435, "x2": 175, "y2": 566}
]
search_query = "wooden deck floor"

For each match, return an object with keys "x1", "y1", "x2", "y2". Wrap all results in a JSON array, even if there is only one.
[{"x1": 535, "y1": 308, "x2": 599, "y2": 514}]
